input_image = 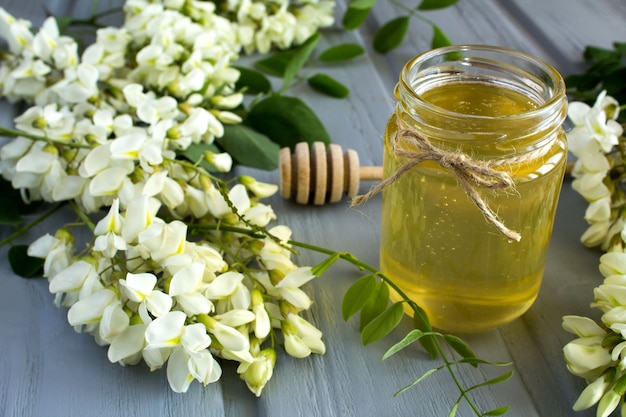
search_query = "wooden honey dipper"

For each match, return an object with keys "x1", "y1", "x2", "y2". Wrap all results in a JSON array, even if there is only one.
[
  {"x1": 278, "y1": 142, "x2": 576, "y2": 206},
  {"x1": 279, "y1": 142, "x2": 383, "y2": 205}
]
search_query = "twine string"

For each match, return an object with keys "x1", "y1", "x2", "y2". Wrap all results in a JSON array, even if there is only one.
[{"x1": 351, "y1": 126, "x2": 522, "y2": 242}]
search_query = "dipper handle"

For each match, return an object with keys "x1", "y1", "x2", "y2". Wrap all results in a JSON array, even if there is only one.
[{"x1": 279, "y1": 142, "x2": 383, "y2": 205}]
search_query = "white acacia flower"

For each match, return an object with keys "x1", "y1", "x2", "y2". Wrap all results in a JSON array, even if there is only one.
[
  {"x1": 251, "y1": 289, "x2": 271, "y2": 339},
  {"x1": 110, "y1": 130, "x2": 164, "y2": 171},
  {"x1": 281, "y1": 315, "x2": 325, "y2": 359},
  {"x1": 580, "y1": 221, "x2": 611, "y2": 248},
  {"x1": 563, "y1": 334, "x2": 614, "y2": 380},
  {"x1": 27, "y1": 230, "x2": 74, "y2": 278},
  {"x1": 138, "y1": 219, "x2": 187, "y2": 262},
  {"x1": 142, "y1": 170, "x2": 185, "y2": 209},
  {"x1": 99, "y1": 303, "x2": 130, "y2": 343},
  {"x1": 67, "y1": 288, "x2": 118, "y2": 327},
  {"x1": 568, "y1": 92, "x2": 623, "y2": 153},
  {"x1": 31, "y1": 17, "x2": 61, "y2": 63},
  {"x1": 244, "y1": 203, "x2": 276, "y2": 227},
  {"x1": 119, "y1": 272, "x2": 172, "y2": 322},
  {"x1": 562, "y1": 315, "x2": 608, "y2": 337},
  {"x1": 121, "y1": 194, "x2": 161, "y2": 243},
  {"x1": 239, "y1": 175, "x2": 278, "y2": 198},
  {"x1": 275, "y1": 267, "x2": 316, "y2": 310},
  {"x1": 48, "y1": 259, "x2": 98, "y2": 295},
  {"x1": 572, "y1": 373, "x2": 611, "y2": 411},
  {"x1": 169, "y1": 261, "x2": 213, "y2": 315},
  {"x1": 200, "y1": 313, "x2": 249, "y2": 352},
  {"x1": 206, "y1": 183, "x2": 248, "y2": 218},
  {"x1": 167, "y1": 345, "x2": 221, "y2": 392},
  {"x1": 53, "y1": 63, "x2": 100, "y2": 103},
  {"x1": 144, "y1": 310, "x2": 188, "y2": 351},
  {"x1": 237, "y1": 348, "x2": 276, "y2": 397},
  {"x1": 599, "y1": 252, "x2": 626, "y2": 277},
  {"x1": 584, "y1": 196, "x2": 611, "y2": 223},
  {"x1": 93, "y1": 199, "x2": 127, "y2": 257},
  {"x1": 204, "y1": 271, "x2": 245, "y2": 300},
  {"x1": 0, "y1": 7, "x2": 33, "y2": 54},
  {"x1": 598, "y1": 390, "x2": 621, "y2": 417},
  {"x1": 108, "y1": 323, "x2": 148, "y2": 365},
  {"x1": 205, "y1": 151, "x2": 233, "y2": 172},
  {"x1": 188, "y1": 243, "x2": 227, "y2": 273}
]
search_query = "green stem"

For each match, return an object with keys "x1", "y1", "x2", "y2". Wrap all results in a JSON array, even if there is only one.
[
  {"x1": 0, "y1": 126, "x2": 91, "y2": 149},
  {"x1": 188, "y1": 223, "x2": 503, "y2": 416},
  {"x1": 288, "y1": 238, "x2": 483, "y2": 415},
  {"x1": 0, "y1": 202, "x2": 65, "y2": 247},
  {"x1": 388, "y1": 0, "x2": 437, "y2": 27},
  {"x1": 69, "y1": 200, "x2": 96, "y2": 231}
]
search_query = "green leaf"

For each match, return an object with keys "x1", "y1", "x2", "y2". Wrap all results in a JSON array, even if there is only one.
[
  {"x1": 583, "y1": 45, "x2": 618, "y2": 63},
  {"x1": 373, "y1": 16, "x2": 409, "y2": 54},
  {"x1": 311, "y1": 252, "x2": 340, "y2": 277},
  {"x1": 342, "y1": 274, "x2": 378, "y2": 321},
  {"x1": 469, "y1": 370, "x2": 514, "y2": 390},
  {"x1": 318, "y1": 44, "x2": 364, "y2": 62},
  {"x1": 394, "y1": 367, "x2": 442, "y2": 396},
  {"x1": 255, "y1": 50, "x2": 296, "y2": 77},
  {"x1": 245, "y1": 95, "x2": 331, "y2": 149},
  {"x1": 483, "y1": 406, "x2": 510, "y2": 416},
  {"x1": 443, "y1": 334, "x2": 477, "y2": 366},
  {"x1": 359, "y1": 280, "x2": 389, "y2": 330},
  {"x1": 307, "y1": 73, "x2": 350, "y2": 98},
  {"x1": 361, "y1": 302, "x2": 404, "y2": 345},
  {"x1": 381, "y1": 329, "x2": 431, "y2": 360},
  {"x1": 342, "y1": 7, "x2": 371, "y2": 30},
  {"x1": 457, "y1": 358, "x2": 512, "y2": 367},
  {"x1": 282, "y1": 33, "x2": 321, "y2": 90},
  {"x1": 9, "y1": 245, "x2": 44, "y2": 278},
  {"x1": 346, "y1": 0, "x2": 377, "y2": 9},
  {"x1": 0, "y1": 197, "x2": 23, "y2": 227},
  {"x1": 55, "y1": 16, "x2": 75, "y2": 33},
  {"x1": 412, "y1": 305, "x2": 438, "y2": 359},
  {"x1": 177, "y1": 142, "x2": 222, "y2": 172},
  {"x1": 418, "y1": 0, "x2": 459, "y2": 10},
  {"x1": 233, "y1": 66, "x2": 272, "y2": 94},
  {"x1": 431, "y1": 24, "x2": 452, "y2": 49},
  {"x1": 448, "y1": 401, "x2": 460, "y2": 417},
  {"x1": 216, "y1": 124, "x2": 280, "y2": 170}
]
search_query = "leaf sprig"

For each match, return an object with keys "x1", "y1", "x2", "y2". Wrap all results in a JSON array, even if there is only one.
[
  {"x1": 290, "y1": 239, "x2": 513, "y2": 417},
  {"x1": 343, "y1": 0, "x2": 456, "y2": 53},
  {"x1": 565, "y1": 41, "x2": 626, "y2": 122}
]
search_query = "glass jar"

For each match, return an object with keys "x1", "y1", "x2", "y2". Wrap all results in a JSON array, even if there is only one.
[{"x1": 379, "y1": 45, "x2": 567, "y2": 333}]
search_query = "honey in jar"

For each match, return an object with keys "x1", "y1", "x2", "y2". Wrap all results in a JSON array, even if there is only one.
[{"x1": 379, "y1": 45, "x2": 567, "y2": 333}]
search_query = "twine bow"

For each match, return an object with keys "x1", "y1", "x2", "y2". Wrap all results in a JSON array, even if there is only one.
[{"x1": 351, "y1": 126, "x2": 522, "y2": 242}]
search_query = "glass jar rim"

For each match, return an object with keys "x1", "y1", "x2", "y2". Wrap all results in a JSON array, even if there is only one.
[{"x1": 399, "y1": 44, "x2": 566, "y2": 123}]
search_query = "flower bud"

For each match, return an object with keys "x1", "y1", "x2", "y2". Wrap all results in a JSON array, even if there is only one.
[
  {"x1": 239, "y1": 175, "x2": 278, "y2": 198},
  {"x1": 54, "y1": 228, "x2": 75, "y2": 245},
  {"x1": 279, "y1": 300, "x2": 300, "y2": 317},
  {"x1": 242, "y1": 348, "x2": 276, "y2": 397},
  {"x1": 269, "y1": 269, "x2": 285, "y2": 286},
  {"x1": 282, "y1": 320, "x2": 311, "y2": 358},
  {"x1": 573, "y1": 373, "x2": 611, "y2": 411},
  {"x1": 597, "y1": 389, "x2": 621, "y2": 417},
  {"x1": 204, "y1": 151, "x2": 232, "y2": 172}
]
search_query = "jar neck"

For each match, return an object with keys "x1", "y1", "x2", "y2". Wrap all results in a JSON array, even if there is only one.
[{"x1": 394, "y1": 45, "x2": 567, "y2": 159}]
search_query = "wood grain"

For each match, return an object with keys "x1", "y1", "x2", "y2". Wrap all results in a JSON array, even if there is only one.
[{"x1": 0, "y1": 1, "x2": 622, "y2": 416}]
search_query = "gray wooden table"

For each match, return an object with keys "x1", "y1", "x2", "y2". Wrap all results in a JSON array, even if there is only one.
[{"x1": 1, "y1": 1, "x2": 625, "y2": 416}]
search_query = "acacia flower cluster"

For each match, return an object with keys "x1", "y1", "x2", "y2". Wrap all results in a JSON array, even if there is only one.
[
  {"x1": 0, "y1": 0, "x2": 334, "y2": 395},
  {"x1": 563, "y1": 92, "x2": 626, "y2": 416}
]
